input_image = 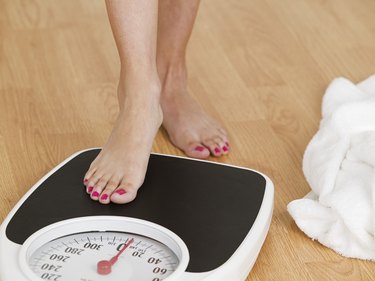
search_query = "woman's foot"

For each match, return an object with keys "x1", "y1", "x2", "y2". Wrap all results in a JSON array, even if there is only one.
[
  {"x1": 84, "y1": 75, "x2": 162, "y2": 204},
  {"x1": 159, "y1": 63, "x2": 230, "y2": 159}
]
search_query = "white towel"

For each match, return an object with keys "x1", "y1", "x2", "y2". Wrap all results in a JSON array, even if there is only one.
[{"x1": 288, "y1": 75, "x2": 375, "y2": 261}]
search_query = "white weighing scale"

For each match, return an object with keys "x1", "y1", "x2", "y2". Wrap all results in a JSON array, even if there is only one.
[{"x1": 0, "y1": 149, "x2": 274, "y2": 281}]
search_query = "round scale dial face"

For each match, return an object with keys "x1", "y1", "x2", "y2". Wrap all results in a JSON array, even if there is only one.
[{"x1": 27, "y1": 231, "x2": 179, "y2": 281}]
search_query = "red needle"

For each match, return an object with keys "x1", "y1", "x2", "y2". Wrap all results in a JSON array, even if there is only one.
[{"x1": 97, "y1": 238, "x2": 134, "y2": 275}]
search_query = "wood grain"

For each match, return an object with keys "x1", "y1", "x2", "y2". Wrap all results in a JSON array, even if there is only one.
[{"x1": 1, "y1": 0, "x2": 375, "y2": 279}]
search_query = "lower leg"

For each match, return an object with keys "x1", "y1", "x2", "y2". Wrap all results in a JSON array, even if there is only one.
[
  {"x1": 157, "y1": 0, "x2": 229, "y2": 158},
  {"x1": 84, "y1": 0, "x2": 162, "y2": 204},
  {"x1": 157, "y1": 0, "x2": 200, "y2": 78}
]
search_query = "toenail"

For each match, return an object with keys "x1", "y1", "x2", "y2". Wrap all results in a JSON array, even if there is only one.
[
  {"x1": 84, "y1": 178, "x2": 88, "y2": 183},
  {"x1": 214, "y1": 147, "x2": 221, "y2": 154},
  {"x1": 115, "y1": 189, "x2": 126, "y2": 195},
  {"x1": 87, "y1": 186, "x2": 93, "y2": 193},
  {"x1": 223, "y1": 146, "x2": 228, "y2": 152},
  {"x1": 92, "y1": 191, "x2": 99, "y2": 198},
  {"x1": 195, "y1": 146, "x2": 205, "y2": 152},
  {"x1": 100, "y1": 194, "x2": 109, "y2": 200}
]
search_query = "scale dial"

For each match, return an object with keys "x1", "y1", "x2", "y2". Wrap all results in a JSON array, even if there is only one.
[
  {"x1": 28, "y1": 231, "x2": 178, "y2": 281},
  {"x1": 18, "y1": 217, "x2": 189, "y2": 281}
]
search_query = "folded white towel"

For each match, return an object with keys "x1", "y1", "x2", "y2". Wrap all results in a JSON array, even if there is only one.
[{"x1": 288, "y1": 75, "x2": 375, "y2": 261}]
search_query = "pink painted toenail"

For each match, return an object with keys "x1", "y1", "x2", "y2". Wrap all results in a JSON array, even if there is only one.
[
  {"x1": 195, "y1": 146, "x2": 205, "y2": 152},
  {"x1": 214, "y1": 147, "x2": 221, "y2": 154},
  {"x1": 116, "y1": 189, "x2": 126, "y2": 195},
  {"x1": 223, "y1": 146, "x2": 228, "y2": 152},
  {"x1": 101, "y1": 194, "x2": 109, "y2": 200},
  {"x1": 84, "y1": 178, "x2": 88, "y2": 183},
  {"x1": 87, "y1": 186, "x2": 93, "y2": 193},
  {"x1": 92, "y1": 191, "x2": 99, "y2": 198}
]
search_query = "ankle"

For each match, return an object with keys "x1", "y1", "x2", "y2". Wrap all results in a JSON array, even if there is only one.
[
  {"x1": 158, "y1": 61, "x2": 188, "y2": 99},
  {"x1": 158, "y1": 58, "x2": 187, "y2": 78},
  {"x1": 119, "y1": 65, "x2": 161, "y2": 94}
]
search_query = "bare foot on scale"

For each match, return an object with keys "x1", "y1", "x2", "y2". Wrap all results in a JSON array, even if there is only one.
[
  {"x1": 82, "y1": 0, "x2": 228, "y2": 205},
  {"x1": 83, "y1": 76, "x2": 162, "y2": 205},
  {"x1": 160, "y1": 63, "x2": 230, "y2": 159}
]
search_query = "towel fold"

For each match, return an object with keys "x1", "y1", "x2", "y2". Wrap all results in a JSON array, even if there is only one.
[{"x1": 288, "y1": 75, "x2": 375, "y2": 261}]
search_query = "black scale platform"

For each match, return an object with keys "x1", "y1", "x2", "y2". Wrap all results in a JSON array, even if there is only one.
[{"x1": 6, "y1": 149, "x2": 266, "y2": 273}]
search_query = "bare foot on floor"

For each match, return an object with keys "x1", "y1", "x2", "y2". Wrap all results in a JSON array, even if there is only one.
[
  {"x1": 83, "y1": 78, "x2": 162, "y2": 204},
  {"x1": 160, "y1": 64, "x2": 230, "y2": 159}
]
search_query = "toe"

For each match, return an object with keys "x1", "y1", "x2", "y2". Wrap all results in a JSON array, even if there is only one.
[
  {"x1": 91, "y1": 175, "x2": 110, "y2": 201},
  {"x1": 83, "y1": 155, "x2": 103, "y2": 185},
  {"x1": 203, "y1": 139, "x2": 222, "y2": 157},
  {"x1": 110, "y1": 183, "x2": 137, "y2": 204},
  {"x1": 86, "y1": 172, "x2": 101, "y2": 195},
  {"x1": 99, "y1": 193, "x2": 110, "y2": 204},
  {"x1": 90, "y1": 190, "x2": 100, "y2": 200},
  {"x1": 222, "y1": 144, "x2": 229, "y2": 154},
  {"x1": 214, "y1": 137, "x2": 229, "y2": 155},
  {"x1": 184, "y1": 142, "x2": 210, "y2": 159},
  {"x1": 217, "y1": 128, "x2": 230, "y2": 148},
  {"x1": 84, "y1": 167, "x2": 97, "y2": 186},
  {"x1": 99, "y1": 177, "x2": 121, "y2": 204},
  {"x1": 86, "y1": 185, "x2": 94, "y2": 194}
]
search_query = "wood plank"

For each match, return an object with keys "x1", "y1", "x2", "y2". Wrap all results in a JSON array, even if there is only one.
[{"x1": 0, "y1": 0, "x2": 374, "y2": 279}]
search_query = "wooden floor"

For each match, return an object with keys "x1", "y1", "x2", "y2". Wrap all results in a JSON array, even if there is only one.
[{"x1": 1, "y1": 0, "x2": 375, "y2": 280}]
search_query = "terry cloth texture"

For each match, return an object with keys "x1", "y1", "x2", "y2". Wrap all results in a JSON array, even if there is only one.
[{"x1": 288, "y1": 75, "x2": 375, "y2": 261}]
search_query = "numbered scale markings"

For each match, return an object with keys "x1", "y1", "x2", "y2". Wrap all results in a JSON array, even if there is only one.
[{"x1": 29, "y1": 231, "x2": 179, "y2": 281}]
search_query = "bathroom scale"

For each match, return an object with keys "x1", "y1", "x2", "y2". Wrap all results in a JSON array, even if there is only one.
[{"x1": 0, "y1": 148, "x2": 274, "y2": 281}]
